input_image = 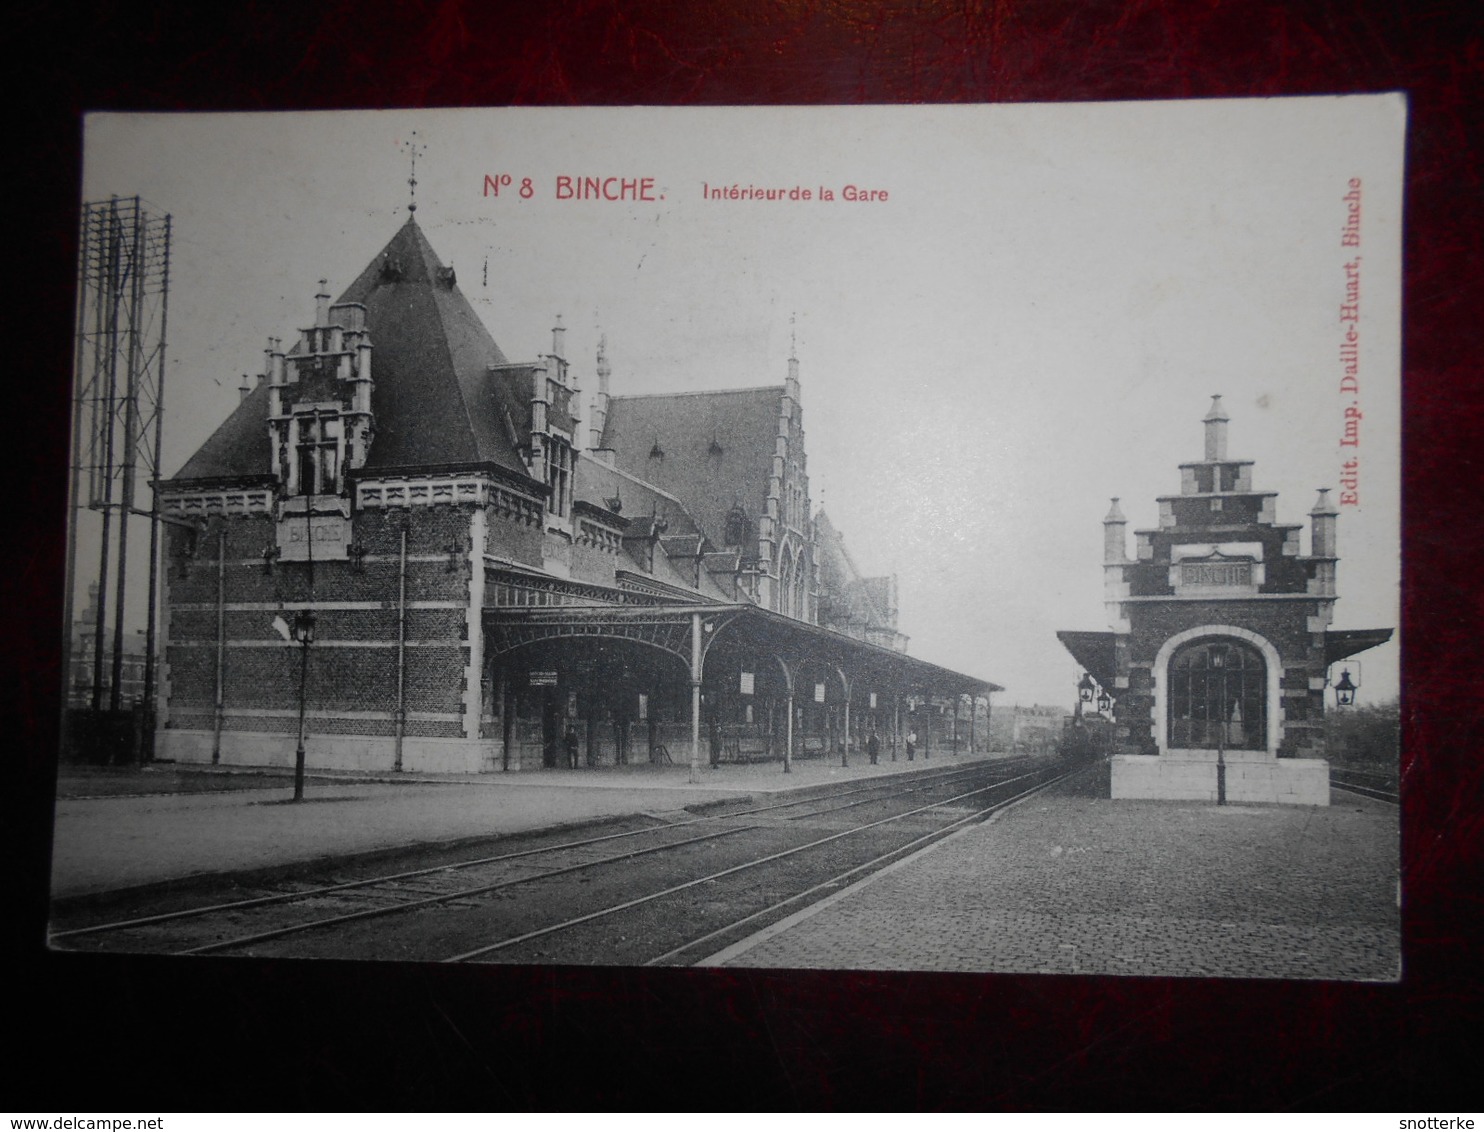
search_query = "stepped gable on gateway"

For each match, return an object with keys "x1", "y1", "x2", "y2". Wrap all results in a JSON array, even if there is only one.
[{"x1": 1058, "y1": 396, "x2": 1392, "y2": 806}]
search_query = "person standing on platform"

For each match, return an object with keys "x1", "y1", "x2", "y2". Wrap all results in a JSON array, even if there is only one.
[
  {"x1": 906, "y1": 730, "x2": 917, "y2": 761},
  {"x1": 867, "y1": 731, "x2": 881, "y2": 765},
  {"x1": 564, "y1": 724, "x2": 580, "y2": 769}
]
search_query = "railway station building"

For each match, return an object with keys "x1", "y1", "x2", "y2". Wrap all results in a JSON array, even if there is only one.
[
  {"x1": 1057, "y1": 397, "x2": 1391, "y2": 804},
  {"x1": 155, "y1": 214, "x2": 999, "y2": 775}
]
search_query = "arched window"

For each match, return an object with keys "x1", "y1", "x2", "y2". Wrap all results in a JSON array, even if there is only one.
[
  {"x1": 777, "y1": 546, "x2": 794, "y2": 614},
  {"x1": 1168, "y1": 637, "x2": 1266, "y2": 750},
  {"x1": 792, "y1": 553, "x2": 807, "y2": 620}
]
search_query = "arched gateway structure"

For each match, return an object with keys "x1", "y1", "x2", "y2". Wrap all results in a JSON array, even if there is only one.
[
  {"x1": 155, "y1": 214, "x2": 999, "y2": 777},
  {"x1": 1058, "y1": 398, "x2": 1391, "y2": 805}
]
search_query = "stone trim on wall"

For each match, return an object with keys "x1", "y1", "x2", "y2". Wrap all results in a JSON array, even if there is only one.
[
  {"x1": 356, "y1": 474, "x2": 543, "y2": 528},
  {"x1": 161, "y1": 488, "x2": 275, "y2": 517}
]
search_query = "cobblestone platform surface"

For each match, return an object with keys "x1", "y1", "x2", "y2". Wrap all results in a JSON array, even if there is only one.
[{"x1": 708, "y1": 763, "x2": 1401, "y2": 981}]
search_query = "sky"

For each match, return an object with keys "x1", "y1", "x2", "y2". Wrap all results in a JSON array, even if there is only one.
[{"x1": 74, "y1": 98, "x2": 1405, "y2": 709}]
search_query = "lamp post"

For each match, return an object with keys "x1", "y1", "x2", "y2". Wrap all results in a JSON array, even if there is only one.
[
  {"x1": 291, "y1": 608, "x2": 316, "y2": 802},
  {"x1": 1212, "y1": 645, "x2": 1228, "y2": 806}
]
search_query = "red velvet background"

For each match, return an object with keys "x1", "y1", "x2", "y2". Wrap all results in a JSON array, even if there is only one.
[{"x1": 10, "y1": 0, "x2": 1480, "y2": 1111}]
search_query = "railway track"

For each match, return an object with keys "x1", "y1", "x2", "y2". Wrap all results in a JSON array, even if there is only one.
[
  {"x1": 1330, "y1": 767, "x2": 1399, "y2": 805},
  {"x1": 51, "y1": 756, "x2": 1070, "y2": 966}
]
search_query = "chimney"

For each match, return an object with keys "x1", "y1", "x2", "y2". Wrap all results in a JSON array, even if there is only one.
[
  {"x1": 238, "y1": 375, "x2": 252, "y2": 403},
  {"x1": 267, "y1": 338, "x2": 286, "y2": 418},
  {"x1": 1203, "y1": 395, "x2": 1229, "y2": 461},
  {"x1": 315, "y1": 280, "x2": 331, "y2": 328},
  {"x1": 1103, "y1": 497, "x2": 1128, "y2": 562},
  {"x1": 1310, "y1": 488, "x2": 1338, "y2": 557}
]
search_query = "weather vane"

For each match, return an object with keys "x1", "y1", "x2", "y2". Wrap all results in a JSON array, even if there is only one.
[{"x1": 403, "y1": 131, "x2": 425, "y2": 214}]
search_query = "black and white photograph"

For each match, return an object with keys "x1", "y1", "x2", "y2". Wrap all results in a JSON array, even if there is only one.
[{"x1": 49, "y1": 99, "x2": 1403, "y2": 979}]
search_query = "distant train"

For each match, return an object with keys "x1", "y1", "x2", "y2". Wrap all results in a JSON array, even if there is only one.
[{"x1": 1059, "y1": 714, "x2": 1116, "y2": 763}]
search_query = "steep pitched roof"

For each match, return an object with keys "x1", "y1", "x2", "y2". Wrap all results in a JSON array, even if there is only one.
[
  {"x1": 336, "y1": 218, "x2": 525, "y2": 474},
  {"x1": 599, "y1": 387, "x2": 784, "y2": 549},
  {"x1": 171, "y1": 217, "x2": 532, "y2": 484},
  {"x1": 173, "y1": 382, "x2": 274, "y2": 481},
  {"x1": 574, "y1": 456, "x2": 703, "y2": 538},
  {"x1": 814, "y1": 509, "x2": 890, "y2": 628},
  {"x1": 576, "y1": 455, "x2": 736, "y2": 600}
]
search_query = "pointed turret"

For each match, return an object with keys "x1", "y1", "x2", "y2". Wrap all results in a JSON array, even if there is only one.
[{"x1": 589, "y1": 334, "x2": 611, "y2": 453}]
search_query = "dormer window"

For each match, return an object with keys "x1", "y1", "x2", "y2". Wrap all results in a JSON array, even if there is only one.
[
  {"x1": 724, "y1": 506, "x2": 749, "y2": 549},
  {"x1": 544, "y1": 435, "x2": 574, "y2": 519},
  {"x1": 295, "y1": 414, "x2": 342, "y2": 496}
]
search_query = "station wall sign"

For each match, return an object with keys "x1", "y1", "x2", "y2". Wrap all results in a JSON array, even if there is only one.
[
  {"x1": 529, "y1": 670, "x2": 558, "y2": 687},
  {"x1": 276, "y1": 514, "x2": 350, "y2": 560}
]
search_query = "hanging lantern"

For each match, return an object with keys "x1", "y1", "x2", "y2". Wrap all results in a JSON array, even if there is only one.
[
  {"x1": 1334, "y1": 667, "x2": 1358, "y2": 707},
  {"x1": 1077, "y1": 672, "x2": 1096, "y2": 703},
  {"x1": 1096, "y1": 688, "x2": 1114, "y2": 714},
  {"x1": 291, "y1": 609, "x2": 317, "y2": 645}
]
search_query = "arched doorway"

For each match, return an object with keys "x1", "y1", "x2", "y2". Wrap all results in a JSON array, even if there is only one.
[{"x1": 1167, "y1": 637, "x2": 1267, "y2": 751}]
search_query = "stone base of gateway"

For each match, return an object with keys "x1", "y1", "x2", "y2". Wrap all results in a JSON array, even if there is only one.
[
  {"x1": 156, "y1": 729, "x2": 501, "y2": 775},
  {"x1": 1111, "y1": 754, "x2": 1330, "y2": 806}
]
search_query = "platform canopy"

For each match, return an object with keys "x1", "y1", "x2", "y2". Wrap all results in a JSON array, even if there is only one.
[
  {"x1": 1324, "y1": 628, "x2": 1395, "y2": 665},
  {"x1": 488, "y1": 599, "x2": 1001, "y2": 698},
  {"x1": 1055, "y1": 630, "x2": 1117, "y2": 691}
]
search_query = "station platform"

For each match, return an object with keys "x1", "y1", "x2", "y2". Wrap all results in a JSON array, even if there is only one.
[
  {"x1": 704, "y1": 762, "x2": 1401, "y2": 981},
  {"x1": 49, "y1": 748, "x2": 1000, "y2": 900}
]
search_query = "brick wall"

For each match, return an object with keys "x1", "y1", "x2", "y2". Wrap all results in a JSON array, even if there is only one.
[{"x1": 163, "y1": 505, "x2": 479, "y2": 743}]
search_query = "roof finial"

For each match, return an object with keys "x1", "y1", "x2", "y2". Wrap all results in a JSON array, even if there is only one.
[
  {"x1": 403, "y1": 131, "x2": 424, "y2": 214},
  {"x1": 789, "y1": 312, "x2": 797, "y2": 360}
]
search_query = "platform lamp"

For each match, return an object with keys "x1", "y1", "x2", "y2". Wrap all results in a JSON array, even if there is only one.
[
  {"x1": 1334, "y1": 667, "x2": 1358, "y2": 708},
  {"x1": 1075, "y1": 671, "x2": 1096, "y2": 721},
  {"x1": 291, "y1": 608, "x2": 317, "y2": 802},
  {"x1": 1096, "y1": 687, "x2": 1114, "y2": 715}
]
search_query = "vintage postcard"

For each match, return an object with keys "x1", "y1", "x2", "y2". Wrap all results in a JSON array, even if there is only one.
[{"x1": 52, "y1": 98, "x2": 1403, "y2": 978}]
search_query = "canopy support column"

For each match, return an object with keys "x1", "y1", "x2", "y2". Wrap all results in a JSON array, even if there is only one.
[
  {"x1": 773, "y1": 655, "x2": 796, "y2": 775},
  {"x1": 836, "y1": 667, "x2": 852, "y2": 768},
  {"x1": 892, "y1": 694, "x2": 900, "y2": 762},
  {"x1": 689, "y1": 611, "x2": 702, "y2": 784}
]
